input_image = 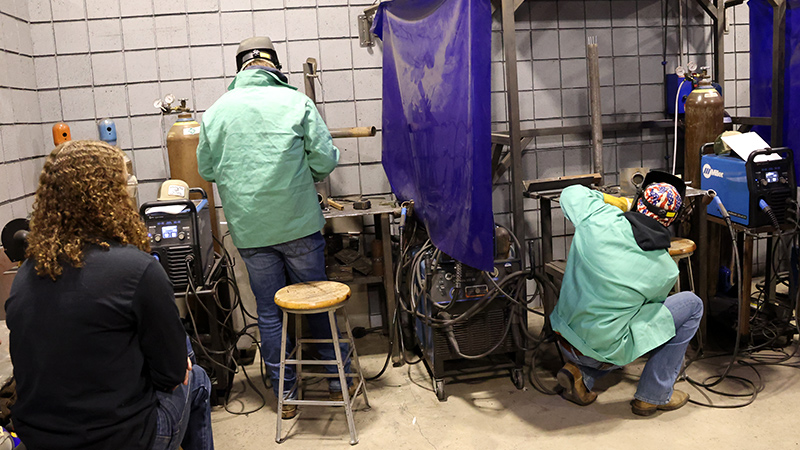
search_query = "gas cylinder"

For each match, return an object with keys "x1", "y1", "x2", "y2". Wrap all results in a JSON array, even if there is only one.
[
  {"x1": 166, "y1": 113, "x2": 219, "y2": 240},
  {"x1": 684, "y1": 72, "x2": 724, "y2": 187},
  {"x1": 52, "y1": 122, "x2": 71, "y2": 146}
]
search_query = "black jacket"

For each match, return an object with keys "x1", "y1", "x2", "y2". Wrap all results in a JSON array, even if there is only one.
[{"x1": 6, "y1": 244, "x2": 187, "y2": 450}]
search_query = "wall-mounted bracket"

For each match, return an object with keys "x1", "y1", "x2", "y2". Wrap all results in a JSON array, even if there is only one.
[{"x1": 358, "y1": 5, "x2": 380, "y2": 48}]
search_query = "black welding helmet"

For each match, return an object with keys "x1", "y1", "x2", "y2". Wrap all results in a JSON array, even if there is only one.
[
  {"x1": 631, "y1": 170, "x2": 686, "y2": 223},
  {"x1": 236, "y1": 36, "x2": 281, "y2": 71}
]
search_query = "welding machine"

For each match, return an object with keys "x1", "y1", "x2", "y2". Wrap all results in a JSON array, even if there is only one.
[
  {"x1": 701, "y1": 148, "x2": 796, "y2": 227},
  {"x1": 413, "y1": 252, "x2": 525, "y2": 401},
  {"x1": 140, "y1": 187, "x2": 214, "y2": 292}
]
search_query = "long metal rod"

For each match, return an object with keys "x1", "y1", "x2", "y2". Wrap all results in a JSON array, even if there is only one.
[
  {"x1": 586, "y1": 36, "x2": 603, "y2": 178},
  {"x1": 329, "y1": 126, "x2": 377, "y2": 139},
  {"x1": 501, "y1": 0, "x2": 525, "y2": 264}
]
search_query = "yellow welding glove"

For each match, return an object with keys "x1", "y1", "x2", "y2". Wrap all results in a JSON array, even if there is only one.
[{"x1": 602, "y1": 193, "x2": 633, "y2": 212}]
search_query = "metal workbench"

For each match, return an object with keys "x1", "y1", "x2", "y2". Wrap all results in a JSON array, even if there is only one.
[{"x1": 323, "y1": 200, "x2": 400, "y2": 353}]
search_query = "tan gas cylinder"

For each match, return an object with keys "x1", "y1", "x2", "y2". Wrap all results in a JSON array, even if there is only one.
[
  {"x1": 166, "y1": 113, "x2": 219, "y2": 240},
  {"x1": 684, "y1": 76, "x2": 724, "y2": 187}
]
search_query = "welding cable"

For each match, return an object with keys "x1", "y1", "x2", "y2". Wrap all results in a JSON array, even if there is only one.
[
  {"x1": 743, "y1": 203, "x2": 800, "y2": 349},
  {"x1": 671, "y1": 78, "x2": 687, "y2": 175},
  {"x1": 442, "y1": 274, "x2": 535, "y2": 360},
  {"x1": 527, "y1": 327, "x2": 561, "y2": 396},
  {"x1": 741, "y1": 239, "x2": 800, "y2": 366},
  {"x1": 682, "y1": 194, "x2": 759, "y2": 408},
  {"x1": 391, "y1": 229, "x2": 427, "y2": 366},
  {"x1": 759, "y1": 199, "x2": 781, "y2": 230},
  {"x1": 393, "y1": 230, "x2": 532, "y2": 361},
  {"x1": 181, "y1": 241, "x2": 272, "y2": 415},
  {"x1": 398, "y1": 270, "x2": 529, "y2": 328}
]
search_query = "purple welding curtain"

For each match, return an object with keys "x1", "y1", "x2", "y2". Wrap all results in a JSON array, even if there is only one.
[{"x1": 373, "y1": 0, "x2": 494, "y2": 272}]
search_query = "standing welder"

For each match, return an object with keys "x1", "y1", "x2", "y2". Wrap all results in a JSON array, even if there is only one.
[
  {"x1": 550, "y1": 172, "x2": 703, "y2": 416},
  {"x1": 196, "y1": 36, "x2": 350, "y2": 420}
]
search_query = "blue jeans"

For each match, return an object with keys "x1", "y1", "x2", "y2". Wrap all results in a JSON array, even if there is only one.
[
  {"x1": 560, "y1": 291, "x2": 703, "y2": 405},
  {"x1": 152, "y1": 337, "x2": 214, "y2": 450},
  {"x1": 239, "y1": 231, "x2": 351, "y2": 397}
]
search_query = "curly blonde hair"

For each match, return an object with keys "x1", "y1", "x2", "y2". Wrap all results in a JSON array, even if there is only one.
[{"x1": 26, "y1": 140, "x2": 150, "y2": 279}]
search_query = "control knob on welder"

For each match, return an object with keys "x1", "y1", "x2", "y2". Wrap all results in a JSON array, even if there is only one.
[
  {"x1": 780, "y1": 177, "x2": 788, "y2": 184},
  {"x1": 178, "y1": 232, "x2": 185, "y2": 240},
  {"x1": 154, "y1": 234, "x2": 162, "y2": 242},
  {"x1": 761, "y1": 179, "x2": 769, "y2": 187}
]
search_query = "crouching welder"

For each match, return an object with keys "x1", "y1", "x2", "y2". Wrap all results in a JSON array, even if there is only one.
[{"x1": 549, "y1": 172, "x2": 703, "y2": 416}]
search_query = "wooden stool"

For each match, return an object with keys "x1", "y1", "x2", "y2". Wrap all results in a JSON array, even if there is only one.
[
  {"x1": 274, "y1": 281, "x2": 370, "y2": 445},
  {"x1": 669, "y1": 237, "x2": 697, "y2": 293}
]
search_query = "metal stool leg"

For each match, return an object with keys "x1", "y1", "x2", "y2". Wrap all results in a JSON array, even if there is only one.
[
  {"x1": 329, "y1": 310, "x2": 358, "y2": 445},
  {"x1": 295, "y1": 313, "x2": 303, "y2": 400},
  {"x1": 342, "y1": 308, "x2": 370, "y2": 409},
  {"x1": 687, "y1": 254, "x2": 696, "y2": 293},
  {"x1": 276, "y1": 310, "x2": 289, "y2": 443}
]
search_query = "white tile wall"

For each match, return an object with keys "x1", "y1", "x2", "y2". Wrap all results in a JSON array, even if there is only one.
[
  {"x1": 53, "y1": 21, "x2": 89, "y2": 54},
  {"x1": 88, "y1": 19, "x2": 123, "y2": 52},
  {"x1": 50, "y1": 0, "x2": 85, "y2": 21},
  {"x1": 56, "y1": 54, "x2": 92, "y2": 87},
  {"x1": 122, "y1": 17, "x2": 156, "y2": 50},
  {"x1": 93, "y1": 85, "x2": 128, "y2": 118},
  {"x1": 86, "y1": 0, "x2": 119, "y2": 20},
  {"x1": 124, "y1": 50, "x2": 158, "y2": 82},
  {"x1": 158, "y1": 47, "x2": 191, "y2": 80},
  {"x1": 155, "y1": 16, "x2": 189, "y2": 48}
]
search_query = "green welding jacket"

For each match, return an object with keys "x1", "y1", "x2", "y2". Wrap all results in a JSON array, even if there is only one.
[
  {"x1": 549, "y1": 185, "x2": 677, "y2": 366},
  {"x1": 197, "y1": 68, "x2": 339, "y2": 249}
]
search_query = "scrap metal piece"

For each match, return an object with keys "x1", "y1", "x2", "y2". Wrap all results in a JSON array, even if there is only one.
[{"x1": 353, "y1": 199, "x2": 372, "y2": 210}]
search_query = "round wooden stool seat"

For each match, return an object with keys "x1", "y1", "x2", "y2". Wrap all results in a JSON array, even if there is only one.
[
  {"x1": 669, "y1": 237, "x2": 696, "y2": 257},
  {"x1": 274, "y1": 281, "x2": 351, "y2": 311}
]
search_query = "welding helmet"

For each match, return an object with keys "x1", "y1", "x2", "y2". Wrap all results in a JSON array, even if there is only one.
[
  {"x1": 632, "y1": 171, "x2": 686, "y2": 227},
  {"x1": 236, "y1": 36, "x2": 281, "y2": 71}
]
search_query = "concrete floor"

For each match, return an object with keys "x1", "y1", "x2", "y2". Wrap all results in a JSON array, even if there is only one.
[{"x1": 210, "y1": 319, "x2": 800, "y2": 449}]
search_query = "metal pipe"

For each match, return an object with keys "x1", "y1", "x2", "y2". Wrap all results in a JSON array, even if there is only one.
[
  {"x1": 501, "y1": 0, "x2": 525, "y2": 267},
  {"x1": 586, "y1": 36, "x2": 603, "y2": 178},
  {"x1": 329, "y1": 126, "x2": 377, "y2": 139},
  {"x1": 303, "y1": 58, "x2": 318, "y2": 104}
]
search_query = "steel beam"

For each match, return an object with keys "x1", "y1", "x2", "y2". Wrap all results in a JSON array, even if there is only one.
[{"x1": 501, "y1": 0, "x2": 525, "y2": 264}]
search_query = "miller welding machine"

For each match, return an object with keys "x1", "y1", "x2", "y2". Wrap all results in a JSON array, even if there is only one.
[
  {"x1": 140, "y1": 184, "x2": 235, "y2": 405},
  {"x1": 701, "y1": 148, "x2": 796, "y2": 227},
  {"x1": 140, "y1": 186, "x2": 214, "y2": 292}
]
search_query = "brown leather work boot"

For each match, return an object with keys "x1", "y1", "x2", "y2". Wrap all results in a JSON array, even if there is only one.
[
  {"x1": 329, "y1": 383, "x2": 358, "y2": 402},
  {"x1": 556, "y1": 362, "x2": 597, "y2": 406},
  {"x1": 631, "y1": 389, "x2": 689, "y2": 416},
  {"x1": 281, "y1": 404, "x2": 297, "y2": 420}
]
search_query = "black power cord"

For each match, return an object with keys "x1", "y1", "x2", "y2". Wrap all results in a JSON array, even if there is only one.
[
  {"x1": 681, "y1": 194, "x2": 800, "y2": 408},
  {"x1": 181, "y1": 232, "x2": 276, "y2": 416}
]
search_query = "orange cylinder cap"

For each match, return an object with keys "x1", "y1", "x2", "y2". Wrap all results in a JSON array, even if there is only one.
[{"x1": 52, "y1": 122, "x2": 71, "y2": 145}]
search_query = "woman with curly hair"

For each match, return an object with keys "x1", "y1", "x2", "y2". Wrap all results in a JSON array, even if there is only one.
[{"x1": 5, "y1": 140, "x2": 214, "y2": 450}]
